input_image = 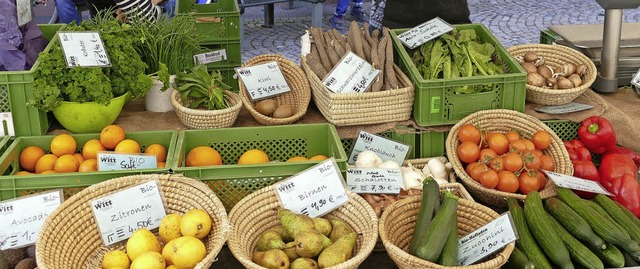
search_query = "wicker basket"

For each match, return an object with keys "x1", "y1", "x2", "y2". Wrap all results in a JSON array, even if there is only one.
[
  {"x1": 227, "y1": 185, "x2": 378, "y2": 269},
  {"x1": 379, "y1": 194, "x2": 514, "y2": 269},
  {"x1": 239, "y1": 54, "x2": 311, "y2": 125},
  {"x1": 507, "y1": 44, "x2": 597, "y2": 105},
  {"x1": 301, "y1": 55, "x2": 415, "y2": 126},
  {"x1": 445, "y1": 109, "x2": 573, "y2": 208},
  {"x1": 171, "y1": 89, "x2": 242, "y2": 129},
  {"x1": 36, "y1": 174, "x2": 231, "y2": 269}
]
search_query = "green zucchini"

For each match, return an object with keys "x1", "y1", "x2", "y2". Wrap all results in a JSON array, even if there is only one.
[
  {"x1": 592, "y1": 243, "x2": 625, "y2": 268},
  {"x1": 594, "y1": 194, "x2": 640, "y2": 244},
  {"x1": 524, "y1": 191, "x2": 573, "y2": 269},
  {"x1": 545, "y1": 197, "x2": 606, "y2": 250},
  {"x1": 624, "y1": 250, "x2": 640, "y2": 266},
  {"x1": 414, "y1": 191, "x2": 458, "y2": 262},
  {"x1": 409, "y1": 177, "x2": 440, "y2": 255},
  {"x1": 546, "y1": 212, "x2": 604, "y2": 269},
  {"x1": 438, "y1": 208, "x2": 458, "y2": 266},
  {"x1": 507, "y1": 197, "x2": 552, "y2": 269},
  {"x1": 505, "y1": 246, "x2": 535, "y2": 269}
]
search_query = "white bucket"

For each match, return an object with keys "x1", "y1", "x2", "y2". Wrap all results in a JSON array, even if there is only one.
[{"x1": 145, "y1": 75, "x2": 176, "y2": 112}]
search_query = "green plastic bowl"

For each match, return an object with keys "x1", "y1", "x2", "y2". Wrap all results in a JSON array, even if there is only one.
[{"x1": 52, "y1": 92, "x2": 130, "y2": 133}]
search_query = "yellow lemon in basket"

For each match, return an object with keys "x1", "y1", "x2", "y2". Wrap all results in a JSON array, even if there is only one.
[
  {"x1": 19, "y1": 146, "x2": 45, "y2": 172},
  {"x1": 179, "y1": 209, "x2": 212, "y2": 239},
  {"x1": 50, "y1": 133, "x2": 77, "y2": 157},
  {"x1": 166, "y1": 266, "x2": 178, "y2": 269},
  {"x1": 237, "y1": 149, "x2": 269, "y2": 165},
  {"x1": 130, "y1": 251, "x2": 165, "y2": 269},
  {"x1": 126, "y1": 228, "x2": 161, "y2": 261},
  {"x1": 286, "y1": 156, "x2": 308, "y2": 162},
  {"x1": 165, "y1": 236, "x2": 206, "y2": 269},
  {"x1": 162, "y1": 239, "x2": 176, "y2": 266},
  {"x1": 159, "y1": 213, "x2": 182, "y2": 244},
  {"x1": 185, "y1": 146, "x2": 222, "y2": 167},
  {"x1": 101, "y1": 249, "x2": 130, "y2": 269},
  {"x1": 144, "y1": 144, "x2": 167, "y2": 162}
]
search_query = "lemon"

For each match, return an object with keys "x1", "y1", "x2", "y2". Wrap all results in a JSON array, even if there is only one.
[
  {"x1": 166, "y1": 266, "x2": 179, "y2": 269},
  {"x1": 179, "y1": 209, "x2": 212, "y2": 239},
  {"x1": 167, "y1": 236, "x2": 207, "y2": 269},
  {"x1": 130, "y1": 251, "x2": 165, "y2": 269},
  {"x1": 159, "y1": 213, "x2": 182, "y2": 244},
  {"x1": 162, "y1": 238, "x2": 176, "y2": 266},
  {"x1": 101, "y1": 249, "x2": 130, "y2": 269},
  {"x1": 126, "y1": 228, "x2": 161, "y2": 261}
]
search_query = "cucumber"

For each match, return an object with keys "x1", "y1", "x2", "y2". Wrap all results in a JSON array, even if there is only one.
[
  {"x1": 505, "y1": 247, "x2": 535, "y2": 269},
  {"x1": 592, "y1": 243, "x2": 625, "y2": 268},
  {"x1": 594, "y1": 194, "x2": 640, "y2": 245},
  {"x1": 524, "y1": 191, "x2": 573, "y2": 269},
  {"x1": 507, "y1": 197, "x2": 552, "y2": 269},
  {"x1": 545, "y1": 197, "x2": 606, "y2": 250},
  {"x1": 615, "y1": 201, "x2": 640, "y2": 231},
  {"x1": 409, "y1": 178, "x2": 440, "y2": 255},
  {"x1": 584, "y1": 200, "x2": 630, "y2": 236},
  {"x1": 438, "y1": 208, "x2": 458, "y2": 266},
  {"x1": 546, "y1": 213, "x2": 604, "y2": 269},
  {"x1": 414, "y1": 191, "x2": 458, "y2": 262},
  {"x1": 624, "y1": 250, "x2": 640, "y2": 266}
]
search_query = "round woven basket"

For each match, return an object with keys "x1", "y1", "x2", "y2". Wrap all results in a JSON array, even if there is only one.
[
  {"x1": 227, "y1": 185, "x2": 378, "y2": 269},
  {"x1": 445, "y1": 109, "x2": 573, "y2": 208},
  {"x1": 239, "y1": 54, "x2": 311, "y2": 125},
  {"x1": 507, "y1": 44, "x2": 597, "y2": 105},
  {"x1": 379, "y1": 194, "x2": 514, "y2": 269},
  {"x1": 36, "y1": 174, "x2": 231, "y2": 269},
  {"x1": 171, "y1": 89, "x2": 242, "y2": 129}
]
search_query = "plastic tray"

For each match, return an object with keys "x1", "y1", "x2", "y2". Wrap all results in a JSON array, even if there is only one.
[
  {"x1": 540, "y1": 29, "x2": 562, "y2": 45},
  {"x1": 176, "y1": 0, "x2": 241, "y2": 43}
]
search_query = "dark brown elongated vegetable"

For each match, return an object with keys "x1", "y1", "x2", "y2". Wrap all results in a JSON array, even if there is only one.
[
  {"x1": 382, "y1": 27, "x2": 399, "y2": 89},
  {"x1": 348, "y1": 21, "x2": 365, "y2": 60},
  {"x1": 377, "y1": 36, "x2": 387, "y2": 91},
  {"x1": 372, "y1": 28, "x2": 380, "y2": 40},
  {"x1": 332, "y1": 40, "x2": 346, "y2": 58},
  {"x1": 330, "y1": 29, "x2": 347, "y2": 52},
  {"x1": 323, "y1": 31, "x2": 341, "y2": 66},
  {"x1": 307, "y1": 44, "x2": 328, "y2": 79},
  {"x1": 361, "y1": 37, "x2": 372, "y2": 63},
  {"x1": 310, "y1": 28, "x2": 332, "y2": 71}
]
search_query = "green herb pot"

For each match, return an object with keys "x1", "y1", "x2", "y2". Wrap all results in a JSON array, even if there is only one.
[{"x1": 52, "y1": 92, "x2": 130, "y2": 133}]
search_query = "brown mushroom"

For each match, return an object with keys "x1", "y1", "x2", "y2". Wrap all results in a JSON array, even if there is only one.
[
  {"x1": 557, "y1": 77, "x2": 575, "y2": 89},
  {"x1": 576, "y1": 64, "x2": 587, "y2": 76},
  {"x1": 568, "y1": 74, "x2": 582, "y2": 87},
  {"x1": 527, "y1": 72, "x2": 546, "y2": 87},
  {"x1": 537, "y1": 65, "x2": 554, "y2": 79},
  {"x1": 523, "y1": 51, "x2": 539, "y2": 63},
  {"x1": 521, "y1": 62, "x2": 538, "y2": 73}
]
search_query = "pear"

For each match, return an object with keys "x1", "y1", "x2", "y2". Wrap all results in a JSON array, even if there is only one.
[
  {"x1": 313, "y1": 218, "x2": 332, "y2": 237},
  {"x1": 268, "y1": 225, "x2": 294, "y2": 242},
  {"x1": 290, "y1": 257, "x2": 319, "y2": 269},
  {"x1": 256, "y1": 229, "x2": 286, "y2": 251},
  {"x1": 252, "y1": 249, "x2": 290, "y2": 269},
  {"x1": 282, "y1": 241, "x2": 299, "y2": 262},
  {"x1": 279, "y1": 209, "x2": 315, "y2": 237},
  {"x1": 328, "y1": 218, "x2": 355, "y2": 242},
  {"x1": 294, "y1": 230, "x2": 333, "y2": 258},
  {"x1": 318, "y1": 232, "x2": 357, "y2": 268}
]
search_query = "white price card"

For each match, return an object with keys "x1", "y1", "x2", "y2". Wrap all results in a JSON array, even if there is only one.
[
  {"x1": 397, "y1": 17, "x2": 454, "y2": 49},
  {"x1": 458, "y1": 212, "x2": 518, "y2": 266},
  {"x1": 0, "y1": 112, "x2": 15, "y2": 136},
  {"x1": 346, "y1": 168, "x2": 403, "y2": 194},
  {"x1": 235, "y1": 61, "x2": 291, "y2": 101},
  {"x1": 275, "y1": 158, "x2": 349, "y2": 218},
  {"x1": 91, "y1": 180, "x2": 166, "y2": 246},
  {"x1": 58, "y1": 31, "x2": 111, "y2": 67},
  {"x1": 542, "y1": 170, "x2": 612, "y2": 195},
  {"x1": 348, "y1": 131, "x2": 411, "y2": 165},
  {"x1": 322, "y1": 51, "x2": 380, "y2": 94},
  {"x1": 0, "y1": 190, "x2": 63, "y2": 250},
  {"x1": 193, "y1": 49, "x2": 228, "y2": 65},
  {"x1": 632, "y1": 68, "x2": 640, "y2": 88},
  {"x1": 534, "y1": 102, "x2": 594, "y2": 115},
  {"x1": 97, "y1": 152, "x2": 157, "y2": 171}
]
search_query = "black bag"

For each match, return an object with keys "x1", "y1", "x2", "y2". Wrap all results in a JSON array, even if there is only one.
[{"x1": 382, "y1": 0, "x2": 470, "y2": 29}]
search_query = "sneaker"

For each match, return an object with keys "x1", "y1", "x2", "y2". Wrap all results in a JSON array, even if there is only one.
[
  {"x1": 329, "y1": 15, "x2": 344, "y2": 30},
  {"x1": 350, "y1": 8, "x2": 369, "y2": 22}
]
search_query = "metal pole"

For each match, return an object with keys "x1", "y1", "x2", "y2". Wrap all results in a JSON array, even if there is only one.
[{"x1": 601, "y1": 9, "x2": 623, "y2": 79}]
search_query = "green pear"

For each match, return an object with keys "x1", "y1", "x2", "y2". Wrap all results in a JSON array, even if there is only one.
[
  {"x1": 256, "y1": 229, "x2": 286, "y2": 251},
  {"x1": 279, "y1": 209, "x2": 316, "y2": 237},
  {"x1": 313, "y1": 218, "x2": 332, "y2": 237},
  {"x1": 283, "y1": 241, "x2": 299, "y2": 262},
  {"x1": 290, "y1": 257, "x2": 319, "y2": 269},
  {"x1": 268, "y1": 225, "x2": 294, "y2": 242},
  {"x1": 318, "y1": 232, "x2": 357, "y2": 268},
  {"x1": 252, "y1": 249, "x2": 290, "y2": 269},
  {"x1": 328, "y1": 218, "x2": 355, "y2": 242},
  {"x1": 294, "y1": 230, "x2": 333, "y2": 258}
]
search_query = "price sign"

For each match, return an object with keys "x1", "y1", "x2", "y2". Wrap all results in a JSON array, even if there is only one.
[
  {"x1": 235, "y1": 61, "x2": 291, "y2": 101},
  {"x1": 275, "y1": 158, "x2": 349, "y2": 218},
  {"x1": 348, "y1": 131, "x2": 411, "y2": 165},
  {"x1": 97, "y1": 152, "x2": 157, "y2": 171},
  {"x1": 0, "y1": 112, "x2": 15, "y2": 136},
  {"x1": 397, "y1": 17, "x2": 454, "y2": 49},
  {"x1": 91, "y1": 180, "x2": 166, "y2": 245},
  {"x1": 58, "y1": 31, "x2": 111, "y2": 67},
  {"x1": 631, "y1": 68, "x2": 640, "y2": 89},
  {"x1": 458, "y1": 212, "x2": 518, "y2": 266},
  {"x1": 543, "y1": 170, "x2": 612, "y2": 195},
  {"x1": 346, "y1": 168, "x2": 403, "y2": 194},
  {"x1": 0, "y1": 190, "x2": 63, "y2": 250},
  {"x1": 193, "y1": 49, "x2": 228, "y2": 65},
  {"x1": 534, "y1": 102, "x2": 594, "y2": 114},
  {"x1": 322, "y1": 51, "x2": 380, "y2": 94}
]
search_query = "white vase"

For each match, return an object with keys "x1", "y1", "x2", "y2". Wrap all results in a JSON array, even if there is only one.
[{"x1": 146, "y1": 75, "x2": 176, "y2": 112}]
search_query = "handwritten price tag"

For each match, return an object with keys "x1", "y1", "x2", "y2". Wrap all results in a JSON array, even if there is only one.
[
  {"x1": 322, "y1": 51, "x2": 380, "y2": 93},
  {"x1": 0, "y1": 190, "x2": 63, "y2": 250},
  {"x1": 0, "y1": 112, "x2": 15, "y2": 136},
  {"x1": 91, "y1": 180, "x2": 166, "y2": 245},
  {"x1": 193, "y1": 49, "x2": 228, "y2": 65},
  {"x1": 58, "y1": 31, "x2": 111, "y2": 67},
  {"x1": 346, "y1": 168, "x2": 403, "y2": 194},
  {"x1": 236, "y1": 61, "x2": 291, "y2": 101},
  {"x1": 348, "y1": 131, "x2": 411, "y2": 165},
  {"x1": 275, "y1": 158, "x2": 349, "y2": 218},
  {"x1": 458, "y1": 212, "x2": 518, "y2": 266},
  {"x1": 397, "y1": 17, "x2": 454, "y2": 49},
  {"x1": 534, "y1": 102, "x2": 594, "y2": 115},
  {"x1": 543, "y1": 170, "x2": 612, "y2": 195},
  {"x1": 97, "y1": 152, "x2": 157, "y2": 171}
]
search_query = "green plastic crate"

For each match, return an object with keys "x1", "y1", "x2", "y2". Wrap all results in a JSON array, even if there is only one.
[
  {"x1": 340, "y1": 126, "x2": 417, "y2": 160},
  {"x1": 0, "y1": 130, "x2": 178, "y2": 201},
  {"x1": 0, "y1": 24, "x2": 65, "y2": 136},
  {"x1": 172, "y1": 123, "x2": 347, "y2": 211},
  {"x1": 540, "y1": 29, "x2": 562, "y2": 45},
  {"x1": 176, "y1": 0, "x2": 241, "y2": 43},
  {"x1": 0, "y1": 136, "x2": 12, "y2": 160},
  {"x1": 390, "y1": 24, "x2": 527, "y2": 127},
  {"x1": 543, "y1": 120, "x2": 580, "y2": 141},
  {"x1": 419, "y1": 130, "x2": 447, "y2": 158},
  {"x1": 201, "y1": 39, "x2": 242, "y2": 67}
]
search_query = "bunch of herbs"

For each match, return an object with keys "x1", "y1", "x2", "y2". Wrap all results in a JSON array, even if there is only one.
[{"x1": 175, "y1": 64, "x2": 232, "y2": 110}]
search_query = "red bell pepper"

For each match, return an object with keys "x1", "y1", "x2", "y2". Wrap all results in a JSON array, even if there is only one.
[
  {"x1": 605, "y1": 146, "x2": 640, "y2": 167},
  {"x1": 564, "y1": 139, "x2": 592, "y2": 161},
  {"x1": 598, "y1": 153, "x2": 640, "y2": 217},
  {"x1": 571, "y1": 160, "x2": 600, "y2": 199},
  {"x1": 578, "y1": 116, "x2": 617, "y2": 154}
]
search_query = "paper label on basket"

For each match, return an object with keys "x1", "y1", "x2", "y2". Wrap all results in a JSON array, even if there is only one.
[
  {"x1": 193, "y1": 49, "x2": 228, "y2": 65},
  {"x1": 458, "y1": 212, "x2": 518, "y2": 266},
  {"x1": 348, "y1": 131, "x2": 411, "y2": 165},
  {"x1": 91, "y1": 180, "x2": 166, "y2": 246},
  {"x1": 0, "y1": 112, "x2": 15, "y2": 136},
  {"x1": 397, "y1": 17, "x2": 454, "y2": 49},
  {"x1": 322, "y1": 51, "x2": 380, "y2": 94},
  {"x1": 274, "y1": 158, "x2": 349, "y2": 218},
  {"x1": 97, "y1": 152, "x2": 157, "y2": 171},
  {"x1": 534, "y1": 102, "x2": 594, "y2": 114},
  {"x1": 542, "y1": 170, "x2": 613, "y2": 195},
  {"x1": 235, "y1": 61, "x2": 291, "y2": 101},
  {"x1": 58, "y1": 31, "x2": 111, "y2": 67},
  {"x1": 346, "y1": 168, "x2": 402, "y2": 194},
  {"x1": 0, "y1": 190, "x2": 63, "y2": 250},
  {"x1": 632, "y1": 68, "x2": 640, "y2": 88}
]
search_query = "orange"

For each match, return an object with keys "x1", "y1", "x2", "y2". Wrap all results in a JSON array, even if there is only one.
[
  {"x1": 39, "y1": 170, "x2": 56, "y2": 174},
  {"x1": 100, "y1": 125, "x2": 126, "y2": 150},
  {"x1": 50, "y1": 134, "x2": 77, "y2": 157},
  {"x1": 286, "y1": 156, "x2": 308, "y2": 162},
  {"x1": 78, "y1": 159, "x2": 98, "y2": 172},
  {"x1": 82, "y1": 139, "x2": 106, "y2": 159},
  {"x1": 115, "y1": 139, "x2": 141, "y2": 154},
  {"x1": 185, "y1": 146, "x2": 222, "y2": 167},
  {"x1": 73, "y1": 153, "x2": 85, "y2": 164},
  {"x1": 35, "y1": 154, "x2": 58, "y2": 174},
  {"x1": 144, "y1": 144, "x2": 167, "y2": 162},
  {"x1": 14, "y1": 171, "x2": 32, "y2": 176},
  {"x1": 54, "y1": 154, "x2": 80, "y2": 173},
  {"x1": 237, "y1": 149, "x2": 269, "y2": 165},
  {"x1": 157, "y1": 161, "x2": 166, "y2": 168},
  {"x1": 19, "y1": 146, "x2": 45, "y2": 172},
  {"x1": 309, "y1": 155, "x2": 329, "y2": 161}
]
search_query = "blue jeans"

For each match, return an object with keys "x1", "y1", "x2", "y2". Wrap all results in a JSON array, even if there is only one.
[
  {"x1": 163, "y1": 0, "x2": 176, "y2": 17},
  {"x1": 334, "y1": 0, "x2": 363, "y2": 17},
  {"x1": 55, "y1": 0, "x2": 81, "y2": 24}
]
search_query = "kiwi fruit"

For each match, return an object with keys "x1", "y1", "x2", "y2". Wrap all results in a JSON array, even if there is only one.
[
  {"x1": 255, "y1": 99, "x2": 277, "y2": 116},
  {"x1": 2, "y1": 248, "x2": 24, "y2": 268},
  {"x1": 14, "y1": 257, "x2": 36, "y2": 269},
  {"x1": 272, "y1": 104, "x2": 295, "y2": 118},
  {"x1": 25, "y1": 246, "x2": 36, "y2": 259}
]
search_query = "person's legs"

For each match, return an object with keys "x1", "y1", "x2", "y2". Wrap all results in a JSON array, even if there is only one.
[
  {"x1": 55, "y1": 0, "x2": 81, "y2": 24},
  {"x1": 350, "y1": 0, "x2": 367, "y2": 22},
  {"x1": 163, "y1": 0, "x2": 175, "y2": 17},
  {"x1": 330, "y1": 0, "x2": 350, "y2": 30}
]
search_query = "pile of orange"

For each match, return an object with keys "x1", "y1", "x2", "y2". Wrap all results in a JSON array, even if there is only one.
[
  {"x1": 455, "y1": 124, "x2": 555, "y2": 195},
  {"x1": 17, "y1": 125, "x2": 167, "y2": 175},
  {"x1": 184, "y1": 146, "x2": 330, "y2": 167}
]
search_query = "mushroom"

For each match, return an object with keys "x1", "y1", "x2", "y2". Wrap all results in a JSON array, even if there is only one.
[
  {"x1": 560, "y1": 63, "x2": 577, "y2": 77},
  {"x1": 568, "y1": 74, "x2": 582, "y2": 87},
  {"x1": 537, "y1": 65, "x2": 554, "y2": 79},
  {"x1": 523, "y1": 51, "x2": 539, "y2": 63},
  {"x1": 557, "y1": 77, "x2": 575, "y2": 89},
  {"x1": 527, "y1": 72, "x2": 546, "y2": 87},
  {"x1": 521, "y1": 62, "x2": 538, "y2": 73},
  {"x1": 576, "y1": 64, "x2": 587, "y2": 76},
  {"x1": 533, "y1": 56, "x2": 546, "y2": 67},
  {"x1": 547, "y1": 77, "x2": 557, "y2": 87}
]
